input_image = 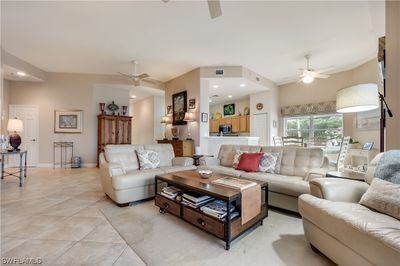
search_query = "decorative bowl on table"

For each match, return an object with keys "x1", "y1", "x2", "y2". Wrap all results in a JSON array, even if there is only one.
[{"x1": 198, "y1": 170, "x2": 213, "y2": 179}]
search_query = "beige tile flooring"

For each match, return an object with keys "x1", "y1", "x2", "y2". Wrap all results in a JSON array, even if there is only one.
[{"x1": 1, "y1": 168, "x2": 145, "y2": 266}]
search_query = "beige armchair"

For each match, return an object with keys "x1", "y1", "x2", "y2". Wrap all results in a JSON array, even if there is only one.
[{"x1": 299, "y1": 153, "x2": 400, "y2": 266}]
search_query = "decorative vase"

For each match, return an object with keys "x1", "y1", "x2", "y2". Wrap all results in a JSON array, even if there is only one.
[
  {"x1": 122, "y1": 106, "x2": 127, "y2": 116},
  {"x1": 99, "y1": 103, "x2": 105, "y2": 114}
]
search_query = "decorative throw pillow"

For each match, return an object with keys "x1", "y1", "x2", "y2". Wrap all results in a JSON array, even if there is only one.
[
  {"x1": 259, "y1": 153, "x2": 280, "y2": 173},
  {"x1": 136, "y1": 150, "x2": 160, "y2": 170},
  {"x1": 236, "y1": 153, "x2": 264, "y2": 172},
  {"x1": 359, "y1": 178, "x2": 400, "y2": 220},
  {"x1": 274, "y1": 151, "x2": 283, "y2": 174},
  {"x1": 232, "y1": 151, "x2": 247, "y2": 168}
]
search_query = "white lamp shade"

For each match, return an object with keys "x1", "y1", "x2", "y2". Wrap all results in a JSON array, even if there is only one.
[
  {"x1": 160, "y1": 116, "x2": 170, "y2": 124},
  {"x1": 183, "y1": 112, "x2": 195, "y2": 121},
  {"x1": 7, "y1": 119, "x2": 23, "y2": 132},
  {"x1": 336, "y1": 83, "x2": 379, "y2": 113}
]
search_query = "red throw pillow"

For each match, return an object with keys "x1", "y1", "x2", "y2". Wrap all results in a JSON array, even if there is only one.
[{"x1": 236, "y1": 153, "x2": 264, "y2": 172}]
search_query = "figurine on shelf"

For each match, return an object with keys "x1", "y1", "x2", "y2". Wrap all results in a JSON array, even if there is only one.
[{"x1": 107, "y1": 101, "x2": 119, "y2": 116}]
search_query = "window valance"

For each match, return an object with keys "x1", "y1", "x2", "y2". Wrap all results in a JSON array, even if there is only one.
[{"x1": 281, "y1": 101, "x2": 337, "y2": 117}]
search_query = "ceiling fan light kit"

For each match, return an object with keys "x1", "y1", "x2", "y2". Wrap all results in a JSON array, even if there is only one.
[{"x1": 299, "y1": 54, "x2": 330, "y2": 84}]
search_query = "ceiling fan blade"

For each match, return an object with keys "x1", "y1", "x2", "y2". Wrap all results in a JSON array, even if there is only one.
[
  {"x1": 315, "y1": 73, "x2": 330, "y2": 78},
  {"x1": 207, "y1": 0, "x2": 222, "y2": 19},
  {"x1": 117, "y1": 72, "x2": 133, "y2": 78},
  {"x1": 138, "y1": 73, "x2": 150, "y2": 79}
]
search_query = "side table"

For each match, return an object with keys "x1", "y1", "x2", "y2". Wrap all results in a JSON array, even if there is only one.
[
  {"x1": 326, "y1": 171, "x2": 366, "y2": 181},
  {"x1": 53, "y1": 142, "x2": 74, "y2": 168},
  {"x1": 0, "y1": 150, "x2": 28, "y2": 187}
]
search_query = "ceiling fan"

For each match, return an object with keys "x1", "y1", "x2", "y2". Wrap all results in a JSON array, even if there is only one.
[
  {"x1": 162, "y1": 0, "x2": 222, "y2": 19},
  {"x1": 299, "y1": 55, "x2": 330, "y2": 84},
  {"x1": 118, "y1": 60, "x2": 150, "y2": 86}
]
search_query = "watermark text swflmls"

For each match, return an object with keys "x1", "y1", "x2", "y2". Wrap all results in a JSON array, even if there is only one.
[{"x1": 2, "y1": 257, "x2": 42, "y2": 264}]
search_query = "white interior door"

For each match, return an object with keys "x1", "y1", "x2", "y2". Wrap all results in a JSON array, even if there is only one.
[
  {"x1": 9, "y1": 105, "x2": 39, "y2": 167},
  {"x1": 253, "y1": 113, "x2": 269, "y2": 146}
]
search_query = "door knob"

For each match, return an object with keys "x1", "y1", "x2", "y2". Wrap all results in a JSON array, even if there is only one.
[{"x1": 32, "y1": 139, "x2": 36, "y2": 141}]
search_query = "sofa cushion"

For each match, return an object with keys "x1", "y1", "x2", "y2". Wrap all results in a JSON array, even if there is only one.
[
  {"x1": 197, "y1": 165, "x2": 245, "y2": 177},
  {"x1": 279, "y1": 147, "x2": 324, "y2": 177},
  {"x1": 241, "y1": 172, "x2": 310, "y2": 197},
  {"x1": 136, "y1": 150, "x2": 161, "y2": 170},
  {"x1": 111, "y1": 168, "x2": 164, "y2": 190},
  {"x1": 299, "y1": 194, "x2": 400, "y2": 264},
  {"x1": 105, "y1": 144, "x2": 144, "y2": 171},
  {"x1": 360, "y1": 178, "x2": 400, "y2": 220},
  {"x1": 232, "y1": 151, "x2": 247, "y2": 168},
  {"x1": 260, "y1": 146, "x2": 284, "y2": 173},
  {"x1": 259, "y1": 153, "x2": 280, "y2": 173},
  {"x1": 237, "y1": 153, "x2": 264, "y2": 172},
  {"x1": 144, "y1": 144, "x2": 174, "y2": 167},
  {"x1": 160, "y1": 165, "x2": 197, "y2": 174},
  {"x1": 218, "y1": 145, "x2": 261, "y2": 167}
]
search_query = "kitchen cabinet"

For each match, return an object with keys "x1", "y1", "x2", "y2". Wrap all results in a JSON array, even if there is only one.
[{"x1": 209, "y1": 115, "x2": 250, "y2": 133}]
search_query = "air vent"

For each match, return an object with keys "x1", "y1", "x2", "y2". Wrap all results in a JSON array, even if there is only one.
[
  {"x1": 211, "y1": 94, "x2": 219, "y2": 98},
  {"x1": 215, "y1": 69, "x2": 224, "y2": 76}
]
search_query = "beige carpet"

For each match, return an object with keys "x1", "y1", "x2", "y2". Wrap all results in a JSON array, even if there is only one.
[{"x1": 101, "y1": 200, "x2": 334, "y2": 266}]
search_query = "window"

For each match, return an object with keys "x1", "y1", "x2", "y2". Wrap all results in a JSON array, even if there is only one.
[{"x1": 284, "y1": 114, "x2": 343, "y2": 144}]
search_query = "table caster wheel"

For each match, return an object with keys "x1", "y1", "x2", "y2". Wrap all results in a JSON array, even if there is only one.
[{"x1": 159, "y1": 208, "x2": 166, "y2": 214}]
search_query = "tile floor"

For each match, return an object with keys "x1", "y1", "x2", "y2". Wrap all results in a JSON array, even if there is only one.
[{"x1": 1, "y1": 168, "x2": 145, "y2": 266}]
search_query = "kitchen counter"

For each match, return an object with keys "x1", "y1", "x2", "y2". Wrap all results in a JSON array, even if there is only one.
[{"x1": 203, "y1": 136, "x2": 260, "y2": 157}]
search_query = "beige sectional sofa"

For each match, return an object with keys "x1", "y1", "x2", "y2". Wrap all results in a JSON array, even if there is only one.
[
  {"x1": 299, "y1": 153, "x2": 400, "y2": 265},
  {"x1": 99, "y1": 144, "x2": 196, "y2": 206},
  {"x1": 199, "y1": 144, "x2": 328, "y2": 212}
]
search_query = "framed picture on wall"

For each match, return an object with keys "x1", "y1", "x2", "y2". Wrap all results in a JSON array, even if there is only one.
[
  {"x1": 172, "y1": 91, "x2": 187, "y2": 125},
  {"x1": 201, "y1": 112, "x2": 208, "y2": 123},
  {"x1": 356, "y1": 108, "x2": 380, "y2": 130},
  {"x1": 54, "y1": 110, "x2": 83, "y2": 133},
  {"x1": 223, "y1": 104, "x2": 235, "y2": 116},
  {"x1": 188, "y1": 98, "x2": 196, "y2": 109},
  {"x1": 166, "y1": 105, "x2": 172, "y2": 114}
]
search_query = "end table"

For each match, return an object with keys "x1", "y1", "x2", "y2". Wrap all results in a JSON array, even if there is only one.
[{"x1": 1, "y1": 150, "x2": 28, "y2": 187}]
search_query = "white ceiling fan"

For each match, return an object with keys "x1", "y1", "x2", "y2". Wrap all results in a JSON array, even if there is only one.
[
  {"x1": 299, "y1": 54, "x2": 330, "y2": 84},
  {"x1": 118, "y1": 60, "x2": 150, "y2": 86},
  {"x1": 162, "y1": 0, "x2": 222, "y2": 19}
]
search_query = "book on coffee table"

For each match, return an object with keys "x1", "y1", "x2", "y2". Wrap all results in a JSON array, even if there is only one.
[{"x1": 211, "y1": 177, "x2": 256, "y2": 190}]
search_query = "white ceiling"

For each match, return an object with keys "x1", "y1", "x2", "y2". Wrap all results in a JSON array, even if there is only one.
[
  {"x1": 1, "y1": 1, "x2": 384, "y2": 84},
  {"x1": 96, "y1": 83, "x2": 164, "y2": 103},
  {"x1": 207, "y1": 77, "x2": 266, "y2": 104}
]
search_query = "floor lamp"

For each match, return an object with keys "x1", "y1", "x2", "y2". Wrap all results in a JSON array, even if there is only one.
[{"x1": 336, "y1": 83, "x2": 393, "y2": 152}]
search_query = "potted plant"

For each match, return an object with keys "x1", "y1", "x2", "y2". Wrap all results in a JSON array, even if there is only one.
[{"x1": 349, "y1": 138, "x2": 361, "y2": 149}]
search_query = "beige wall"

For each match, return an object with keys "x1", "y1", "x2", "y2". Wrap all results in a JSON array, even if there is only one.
[
  {"x1": 8, "y1": 72, "x2": 132, "y2": 165},
  {"x1": 279, "y1": 59, "x2": 381, "y2": 149},
  {"x1": 165, "y1": 68, "x2": 201, "y2": 144},
  {"x1": 130, "y1": 95, "x2": 165, "y2": 144},
  {"x1": 386, "y1": 0, "x2": 400, "y2": 149},
  {"x1": 1, "y1": 79, "x2": 10, "y2": 134}
]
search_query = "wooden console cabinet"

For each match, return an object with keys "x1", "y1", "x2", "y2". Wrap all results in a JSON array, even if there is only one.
[
  {"x1": 157, "y1": 139, "x2": 195, "y2": 157},
  {"x1": 97, "y1": 114, "x2": 132, "y2": 166}
]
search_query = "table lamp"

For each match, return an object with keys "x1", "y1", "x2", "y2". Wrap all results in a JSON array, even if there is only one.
[
  {"x1": 7, "y1": 118, "x2": 23, "y2": 151},
  {"x1": 336, "y1": 83, "x2": 393, "y2": 152},
  {"x1": 160, "y1": 115, "x2": 170, "y2": 140},
  {"x1": 183, "y1": 112, "x2": 195, "y2": 140}
]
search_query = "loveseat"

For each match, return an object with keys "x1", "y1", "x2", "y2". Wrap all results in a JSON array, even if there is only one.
[
  {"x1": 198, "y1": 144, "x2": 328, "y2": 212},
  {"x1": 99, "y1": 144, "x2": 196, "y2": 206},
  {"x1": 299, "y1": 153, "x2": 400, "y2": 265}
]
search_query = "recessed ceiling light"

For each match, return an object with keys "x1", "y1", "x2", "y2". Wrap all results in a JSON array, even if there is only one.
[
  {"x1": 130, "y1": 95, "x2": 137, "y2": 99},
  {"x1": 16, "y1": 71, "x2": 26, "y2": 77},
  {"x1": 240, "y1": 83, "x2": 246, "y2": 87},
  {"x1": 209, "y1": 99, "x2": 212, "y2": 103},
  {"x1": 213, "y1": 85, "x2": 219, "y2": 89},
  {"x1": 228, "y1": 95, "x2": 233, "y2": 98}
]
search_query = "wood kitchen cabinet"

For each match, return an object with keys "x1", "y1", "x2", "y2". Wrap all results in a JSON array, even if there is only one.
[
  {"x1": 209, "y1": 115, "x2": 250, "y2": 133},
  {"x1": 210, "y1": 119, "x2": 220, "y2": 133},
  {"x1": 97, "y1": 115, "x2": 132, "y2": 166},
  {"x1": 231, "y1": 116, "x2": 240, "y2": 132}
]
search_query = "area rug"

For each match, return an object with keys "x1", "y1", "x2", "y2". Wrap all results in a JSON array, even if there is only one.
[{"x1": 100, "y1": 201, "x2": 333, "y2": 266}]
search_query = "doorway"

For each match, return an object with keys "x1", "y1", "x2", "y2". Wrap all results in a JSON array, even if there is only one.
[
  {"x1": 9, "y1": 105, "x2": 39, "y2": 167},
  {"x1": 252, "y1": 113, "x2": 270, "y2": 146}
]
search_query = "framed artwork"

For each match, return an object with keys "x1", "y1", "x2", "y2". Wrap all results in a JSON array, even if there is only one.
[
  {"x1": 55, "y1": 110, "x2": 83, "y2": 133},
  {"x1": 356, "y1": 108, "x2": 380, "y2": 130},
  {"x1": 201, "y1": 112, "x2": 208, "y2": 123},
  {"x1": 188, "y1": 98, "x2": 196, "y2": 109},
  {"x1": 172, "y1": 91, "x2": 187, "y2": 125},
  {"x1": 166, "y1": 105, "x2": 172, "y2": 114},
  {"x1": 223, "y1": 104, "x2": 235, "y2": 116}
]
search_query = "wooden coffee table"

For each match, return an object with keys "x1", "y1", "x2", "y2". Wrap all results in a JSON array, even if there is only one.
[{"x1": 154, "y1": 171, "x2": 268, "y2": 250}]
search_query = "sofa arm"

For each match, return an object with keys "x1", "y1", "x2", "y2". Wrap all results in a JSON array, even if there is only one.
[
  {"x1": 304, "y1": 168, "x2": 328, "y2": 181},
  {"x1": 199, "y1": 157, "x2": 220, "y2": 166},
  {"x1": 99, "y1": 153, "x2": 125, "y2": 177},
  {"x1": 309, "y1": 178, "x2": 369, "y2": 203},
  {"x1": 172, "y1": 157, "x2": 194, "y2": 166}
]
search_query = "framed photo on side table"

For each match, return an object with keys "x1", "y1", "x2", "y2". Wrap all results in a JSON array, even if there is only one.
[{"x1": 54, "y1": 110, "x2": 83, "y2": 133}]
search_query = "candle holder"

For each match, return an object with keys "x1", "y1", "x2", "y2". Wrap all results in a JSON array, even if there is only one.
[
  {"x1": 99, "y1": 103, "x2": 105, "y2": 115},
  {"x1": 122, "y1": 106, "x2": 128, "y2": 116}
]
